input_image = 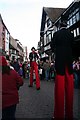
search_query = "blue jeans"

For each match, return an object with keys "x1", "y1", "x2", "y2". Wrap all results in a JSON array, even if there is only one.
[
  {"x1": 45, "y1": 69, "x2": 49, "y2": 81},
  {"x1": 2, "y1": 104, "x2": 16, "y2": 120}
]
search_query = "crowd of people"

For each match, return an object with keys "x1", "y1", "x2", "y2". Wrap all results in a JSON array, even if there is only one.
[
  {"x1": 1, "y1": 51, "x2": 80, "y2": 120},
  {"x1": 38, "y1": 59, "x2": 55, "y2": 81},
  {"x1": 5, "y1": 54, "x2": 56, "y2": 82},
  {"x1": 5, "y1": 56, "x2": 30, "y2": 79},
  {"x1": 4, "y1": 54, "x2": 80, "y2": 87},
  {"x1": 8, "y1": 56, "x2": 80, "y2": 90}
]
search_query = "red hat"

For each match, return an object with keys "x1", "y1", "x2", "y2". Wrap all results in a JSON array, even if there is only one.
[{"x1": 0, "y1": 56, "x2": 7, "y2": 66}]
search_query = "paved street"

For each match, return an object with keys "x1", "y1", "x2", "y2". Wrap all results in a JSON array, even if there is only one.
[{"x1": 15, "y1": 79, "x2": 80, "y2": 119}]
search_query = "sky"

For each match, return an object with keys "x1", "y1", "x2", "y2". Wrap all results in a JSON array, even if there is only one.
[{"x1": 0, "y1": 0, "x2": 73, "y2": 54}]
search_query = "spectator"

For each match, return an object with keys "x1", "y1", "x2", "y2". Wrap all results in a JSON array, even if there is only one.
[
  {"x1": 13, "y1": 58, "x2": 20, "y2": 72},
  {"x1": 6, "y1": 55, "x2": 14, "y2": 70},
  {"x1": 22, "y1": 61, "x2": 27, "y2": 79},
  {"x1": 38, "y1": 60, "x2": 44, "y2": 80},
  {"x1": 73, "y1": 60, "x2": 79, "y2": 88},
  {"x1": 43, "y1": 59, "x2": 50, "y2": 81},
  {"x1": 18, "y1": 63, "x2": 23, "y2": 77},
  {"x1": 0, "y1": 56, "x2": 23, "y2": 120},
  {"x1": 26, "y1": 61, "x2": 30, "y2": 79},
  {"x1": 49, "y1": 61, "x2": 55, "y2": 80}
]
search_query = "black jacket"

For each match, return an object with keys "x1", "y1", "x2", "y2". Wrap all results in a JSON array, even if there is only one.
[
  {"x1": 29, "y1": 52, "x2": 38, "y2": 62},
  {"x1": 51, "y1": 28, "x2": 74, "y2": 75}
]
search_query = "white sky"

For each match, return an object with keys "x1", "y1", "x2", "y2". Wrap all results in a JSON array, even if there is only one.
[{"x1": 0, "y1": 0, "x2": 73, "y2": 54}]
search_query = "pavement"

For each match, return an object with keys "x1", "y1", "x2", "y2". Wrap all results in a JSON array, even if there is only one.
[{"x1": 15, "y1": 79, "x2": 80, "y2": 120}]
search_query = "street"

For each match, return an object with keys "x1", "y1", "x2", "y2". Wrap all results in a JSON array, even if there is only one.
[{"x1": 15, "y1": 79, "x2": 80, "y2": 119}]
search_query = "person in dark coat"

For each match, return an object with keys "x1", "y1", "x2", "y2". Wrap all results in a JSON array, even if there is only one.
[
  {"x1": 51, "y1": 15, "x2": 74, "y2": 119},
  {"x1": 0, "y1": 56, "x2": 23, "y2": 120},
  {"x1": 13, "y1": 58, "x2": 20, "y2": 72},
  {"x1": 29, "y1": 47, "x2": 40, "y2": 90},
  {"x1": 22, "y1": 61, "x2": 27, "y2": 78}
]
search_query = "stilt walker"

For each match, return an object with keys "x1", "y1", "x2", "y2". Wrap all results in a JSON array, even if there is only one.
[
  {"x1": 29, "y1": 47, "x2": 40, "y2": 90},
  {"x1": 51, "y1": 15, "x2": 74, "y2": 119}
]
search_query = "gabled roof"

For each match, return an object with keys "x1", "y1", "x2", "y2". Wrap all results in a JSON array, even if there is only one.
[
  {"x1": 40, "y1": 7, "x2": 65, "y2": 35},
  {"x1": 44, "y1": 7, "x2": 65, "y2": 23},
  {"x1": 0, "y1": 14, "x2": 10, "y2": 34}
]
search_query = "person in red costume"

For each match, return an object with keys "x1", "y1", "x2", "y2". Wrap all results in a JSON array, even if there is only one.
[
  {"x1": 51, "y1": 15, "x2": 74, "y2": 119},
  {"x1": 29, "y1": 47, "x2": 40, "y2": 90}
]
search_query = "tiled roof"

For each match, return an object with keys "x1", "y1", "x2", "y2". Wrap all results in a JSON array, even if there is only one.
[{"x1": 44, "y1": 7, "x2": 65, "y2": 22}]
